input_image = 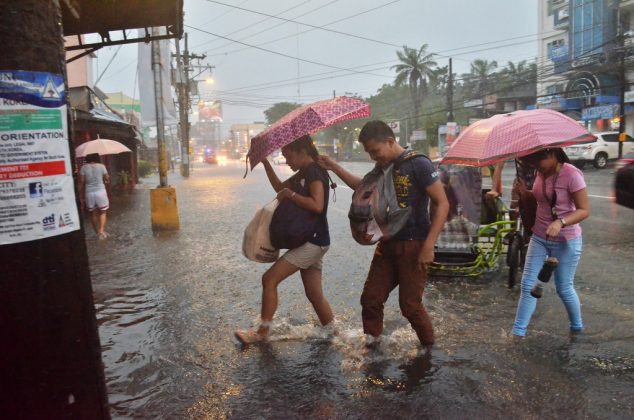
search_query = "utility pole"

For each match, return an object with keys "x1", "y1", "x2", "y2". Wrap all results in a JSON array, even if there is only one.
[
  {"x1": 0, "y1": 1, "x2": 109, "y2": 417},
  {"x1": 174, "y1": 33, "x2": 205, "y2": 178},
  {"x1": 447, "y1": 58, "x2": 454, "y2": 122},
  {"x1": 619, "y1": 49, "x2": 626, "y2": 159},
  {"x1": 150, "y1": 27, "x2": 180, "y2": 231},
  {"x1": 618, "y1": 9, "x2": 627, "y2": 159},
  {"x1": 152, "y1": 27, "x2": 168, "y2": 188}
]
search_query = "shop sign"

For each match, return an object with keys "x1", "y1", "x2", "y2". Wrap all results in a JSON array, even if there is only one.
[{"x1": 581, "y1": 104, "x2": 620, "y2": 121}]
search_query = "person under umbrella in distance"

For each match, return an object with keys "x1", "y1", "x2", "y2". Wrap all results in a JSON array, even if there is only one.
[
  {"x1": 78, "y1": 153, "x2": 110, "y2": 240},
  {"x1": 235, "y1": 135, "x2": 335, "y2": 344},
  {"x1": 512, "y1": 148, "x2": 589, "y2": 338}
]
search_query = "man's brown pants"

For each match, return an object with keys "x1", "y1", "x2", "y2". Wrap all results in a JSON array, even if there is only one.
[{"x1": 360, "y1": 240, "x2": 434, "y2": 346}]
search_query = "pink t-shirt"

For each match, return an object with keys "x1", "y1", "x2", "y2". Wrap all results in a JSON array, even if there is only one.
[{"x1": 531, "y1": 163, "x2": 586, "y2": 241}]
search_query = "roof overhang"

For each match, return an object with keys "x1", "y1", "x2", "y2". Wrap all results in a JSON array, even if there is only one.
[{"x1": 62, "y1": 0, "x2": 182, "y2": 60}]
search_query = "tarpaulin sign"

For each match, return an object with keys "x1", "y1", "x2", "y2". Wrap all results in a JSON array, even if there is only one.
[{"x1": 0, "y1": 70, "x2": 79, "y2": 245}]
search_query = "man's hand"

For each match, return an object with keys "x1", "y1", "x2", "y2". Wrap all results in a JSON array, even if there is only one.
[
  {"x1": 485, "y1": 190, "x2": 500, "y2": 200},
  {"x1": 316, "y1": 155, "x2": 336, "y2": 170},
  {"x1": 418, "y1": 241, "x2": 435, "y2": 271}
]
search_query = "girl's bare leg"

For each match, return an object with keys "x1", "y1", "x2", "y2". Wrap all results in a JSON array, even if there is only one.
[
  {"x1": 301, "y1": 267, "x2": 334, "y2": 326},
  {"x1": 235, "y1": 258, "x2": 298, "y2": 344}
]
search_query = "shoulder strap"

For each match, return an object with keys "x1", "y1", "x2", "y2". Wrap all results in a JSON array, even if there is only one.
[{"x1": 395, "y1": 150, "x2": 427, "y2": 169}]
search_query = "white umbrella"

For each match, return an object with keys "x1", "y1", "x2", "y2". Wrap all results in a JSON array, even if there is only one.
[{"x1": 75, "y1": 138, "x2": 132, "y2": 157}]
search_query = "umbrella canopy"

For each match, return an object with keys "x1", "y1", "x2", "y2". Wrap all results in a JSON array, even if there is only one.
[
  {"x1": 247, "y1": 96, "x2": 371, "y2": 169},
  {"x1": 75, "y1": 138, "x2": 132, "y2": 157},
  {"x1": 440, "y1": 109, "x2": 596, "y2": 166}
]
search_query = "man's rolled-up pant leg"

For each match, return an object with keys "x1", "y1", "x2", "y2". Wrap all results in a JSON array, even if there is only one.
[
  {"x1": 360, "y1": 242, "x2": 398, "y2": 337},
  {"x1": 397, "y1": 240, "x2": 434, "y2": 346}
]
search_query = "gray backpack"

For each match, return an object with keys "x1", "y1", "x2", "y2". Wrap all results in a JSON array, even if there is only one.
[{"x1": 348, "y1": 151, "x2": 422, "y2": 245}]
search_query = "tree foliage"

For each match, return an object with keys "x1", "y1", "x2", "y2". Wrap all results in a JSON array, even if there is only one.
[
  {"x1": 263, "y1": 102, "x2": 301, "y2": 124},
  {"x1": 392, "y1": 44, "x2": 437, "y2": 127}
]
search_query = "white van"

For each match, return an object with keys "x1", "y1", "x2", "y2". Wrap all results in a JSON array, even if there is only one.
[{"x1": 564, "y1": 131, "x2": 634, "y2": 169}]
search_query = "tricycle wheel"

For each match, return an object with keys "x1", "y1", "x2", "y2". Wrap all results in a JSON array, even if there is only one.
[{"x1": 507, "y1": 234, "x2": 523, "y2": 289}]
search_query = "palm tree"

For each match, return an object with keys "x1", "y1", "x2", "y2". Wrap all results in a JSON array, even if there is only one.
[
  {"x1": 468, "y1": 59, "x2": 498, "y2": 116},
  {"x1": 392, "y1": 44, "x2": 437, "y2": 124},
  {"x1": 498, "y1": 60, "x2": 537, "y2": 95}
]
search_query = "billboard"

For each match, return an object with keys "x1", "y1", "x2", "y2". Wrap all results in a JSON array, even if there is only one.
[{"x1": 198, "y1": 100, "x2": 222, "y2": 121}]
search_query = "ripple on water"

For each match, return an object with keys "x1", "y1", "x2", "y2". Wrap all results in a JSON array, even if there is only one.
[{"x1": 95, "y1": 287, "x2": 169, "y2": 417}]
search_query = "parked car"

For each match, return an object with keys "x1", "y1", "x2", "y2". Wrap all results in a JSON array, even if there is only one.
[
  {"x1": 614, "y1": 152, "x2": 634, "y2": 209},
  {"x1": 564, "y1": 131, "x2": 634, "y2": 169}
]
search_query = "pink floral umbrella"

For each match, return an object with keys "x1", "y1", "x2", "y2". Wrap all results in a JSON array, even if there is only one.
[
  {"x1": 441, "y1": 109, "x2": 596, "y2": 166},
  {"x1": 247, "y1": 96, "x2": 371, "y2": 169}
]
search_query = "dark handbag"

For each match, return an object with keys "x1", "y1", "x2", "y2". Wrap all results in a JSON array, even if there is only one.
[{"x1": 269, "y1": 198, "x2": 318, "y2": 249}]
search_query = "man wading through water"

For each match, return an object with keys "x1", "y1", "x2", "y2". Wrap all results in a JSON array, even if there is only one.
[{"x1": 319, "y1": 120, "x2": 449, "y2": 351}]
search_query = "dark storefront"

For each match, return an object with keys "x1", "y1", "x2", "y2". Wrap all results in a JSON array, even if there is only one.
[{"x1": 69, "y1": 86, "x2": 143, "y2": 189}]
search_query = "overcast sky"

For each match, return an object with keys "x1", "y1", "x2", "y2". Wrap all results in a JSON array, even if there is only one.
[{"x1": 92, "y1": 0, "x2": 538, "y2": 133}]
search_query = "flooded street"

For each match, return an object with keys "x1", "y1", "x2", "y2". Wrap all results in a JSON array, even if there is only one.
[{"x1": 87, "y1": 161, "x2": 634, "y2": 419}]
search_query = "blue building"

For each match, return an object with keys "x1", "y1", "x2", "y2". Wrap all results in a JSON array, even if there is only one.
[{"x1": 537, "y1": 0, "x2": 634, "y2": 133}]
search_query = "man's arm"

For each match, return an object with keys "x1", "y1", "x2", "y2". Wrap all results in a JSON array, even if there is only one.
[
  {"x1": 486, "y1": 161, "x2": 505, "y2": 200},
  {"x1": 317, "y1": 155, "x2": 362, "y2": 189},
  {"x1": 419, "y1": 180, "x2": 449, "y2": 269}
]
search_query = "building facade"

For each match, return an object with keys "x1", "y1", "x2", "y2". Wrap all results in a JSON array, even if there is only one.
[{"x1": 537, "y1": 0, "x2": 634, "y2": 134}]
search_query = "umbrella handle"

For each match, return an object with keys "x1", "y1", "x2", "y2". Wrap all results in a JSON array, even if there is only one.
[{"x1": 243, "y1": 154, "x2": 250, "y2": 179}]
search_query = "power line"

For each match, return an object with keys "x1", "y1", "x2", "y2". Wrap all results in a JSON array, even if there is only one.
[
  {"x1": 192, "y1": 0, "x2": 316, "y2": 50},
  {"x1": 202, "y1": 0, "x2": 403, "y2": 51},
  {"x1": 185, "y1": 24, "x2": 393, "y2": 78}
]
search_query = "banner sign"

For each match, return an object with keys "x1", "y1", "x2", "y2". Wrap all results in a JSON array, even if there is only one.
[
  {"x1": 581, "y1": 104, "x2": 619, "y2": 121},
  {"x1": 0, "y1": 70, "x2": 79, "y2": 245}
]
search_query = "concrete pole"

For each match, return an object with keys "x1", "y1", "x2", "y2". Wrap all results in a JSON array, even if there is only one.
[
  {"x1": 151, "y1": 27, "x2": 168, "y2": 187},
  {"x1": 150, "y1": 28, "x2": 180, "y2": 231},
  {"x1": 0, "y1": 1, "x2": 110, "y2": 417},
  {"x1": 180, "y1": 34, "x2": 190, "y2": 177}
]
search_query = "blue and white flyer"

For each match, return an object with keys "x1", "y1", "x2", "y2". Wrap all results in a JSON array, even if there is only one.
[{"x1": 0, "y1": 70, "x2": 79, "y2": 245}]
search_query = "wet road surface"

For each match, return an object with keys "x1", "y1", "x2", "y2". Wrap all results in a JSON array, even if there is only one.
[{"x1": 86, "y1": 160, "x2": 634, "y2": 419}]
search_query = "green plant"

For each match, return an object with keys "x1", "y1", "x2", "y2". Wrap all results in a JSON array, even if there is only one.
[
  {"x1": 117, "y1": 170, "x2": 131, "y2": 186},
  {"x1": 137, "y1": 160, "x2": 155, "y2": 178}
]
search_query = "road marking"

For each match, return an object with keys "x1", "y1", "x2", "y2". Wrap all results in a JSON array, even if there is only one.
[{"x1": 588, "y1": 194, "x2": 612, "y2": 199}]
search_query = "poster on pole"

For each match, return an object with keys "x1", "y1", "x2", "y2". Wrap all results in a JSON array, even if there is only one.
[{"x1": 0, "y1": 70, "x2": 80, "y2": 245}]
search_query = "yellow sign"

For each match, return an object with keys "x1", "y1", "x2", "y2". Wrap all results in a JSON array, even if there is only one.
[{"x1": 619, "y1": 132, "x2": 627, "y2": 142}]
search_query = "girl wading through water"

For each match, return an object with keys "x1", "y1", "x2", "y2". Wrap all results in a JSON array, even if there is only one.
[
  {"x1": 512, "y1": 148, "x2": 589, "y2": 338},
  {"x1": 235, "y1": 135, "x2": 335, "y2": 344}
]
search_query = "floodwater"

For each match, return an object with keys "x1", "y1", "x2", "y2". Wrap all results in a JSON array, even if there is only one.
[{"x1": 86, "y1": 160, "x2": 634, "y2": 419}]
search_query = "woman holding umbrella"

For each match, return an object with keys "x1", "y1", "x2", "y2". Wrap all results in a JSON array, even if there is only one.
[
  {"x1": 78, "y1": 153, "x2": 110, "y2": 240},
  {"x1": 512, "y1": 148, "x2": 589, "y2": 338},
  {"x1": 235, "y1": 135, "x2": 335, "y2": 344}
]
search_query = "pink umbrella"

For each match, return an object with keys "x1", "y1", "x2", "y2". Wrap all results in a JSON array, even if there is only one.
[
  {"x1": 75, "y1": 138, "x2": 131, "y2": 157},
  {"x1": 441, "y1": 109, "x2": 596, "y2": 166},
  {"x1": 247, "y1": 96, "x2": 371, "y2": 169}
]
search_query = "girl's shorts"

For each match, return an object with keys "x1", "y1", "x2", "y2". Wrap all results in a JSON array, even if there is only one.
[
  {"x1": 86, "y1": 190, "x2": 109, "y2": 211},
  {"x1": 282, "y1": 242, "x2": 329, "y2": 270}
]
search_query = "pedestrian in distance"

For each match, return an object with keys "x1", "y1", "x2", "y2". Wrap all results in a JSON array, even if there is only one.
[
  {"x1": 512, "y1": 148, "x2": 589, "y2": 338},
  {"x1": 235, "y1": 135, "x2": 335, "y2": 344},
  {"x1": 318, "y1": 120, "x2": 449, "y2": 351},
  {"x1": 78, "y1": 153, "x2": 110, "y2": 240}
]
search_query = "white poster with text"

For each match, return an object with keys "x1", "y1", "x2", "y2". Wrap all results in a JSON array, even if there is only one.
[{"x1": 0, "y1": 70, "x2": 79, "y2": 245}]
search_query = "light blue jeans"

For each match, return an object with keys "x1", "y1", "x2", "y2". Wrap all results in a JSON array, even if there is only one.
[{"x1": 512, "y1": 235, "x2": 583, "y2": 337}]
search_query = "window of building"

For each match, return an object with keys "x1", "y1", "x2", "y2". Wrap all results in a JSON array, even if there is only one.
[
  {"x1": 547, "y1": 39, "x2": 565, "y2": 58},
  {"x1": 571, "y1": 0, "x2": 605, "y2": 58},
  {"x1": 546, "y1": 84, "x2": 564, "y2": 95}
]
